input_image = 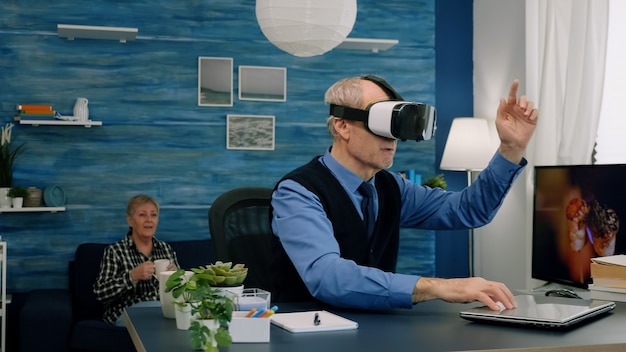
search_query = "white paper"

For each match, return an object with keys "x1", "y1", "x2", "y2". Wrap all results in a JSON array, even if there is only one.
[
  {"x1": 270, "y1": 310, "x2": 358, "y2": 333},
  {"x1": 591, "y1": 254, "x2": 626, "y2": 266}
]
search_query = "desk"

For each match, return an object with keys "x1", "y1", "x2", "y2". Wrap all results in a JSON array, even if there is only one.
[{"x1": 124, "y1": 299, "x2": 626, "y2": 352}]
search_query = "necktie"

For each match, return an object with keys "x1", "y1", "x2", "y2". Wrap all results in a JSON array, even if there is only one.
[{"x1": 358, "y1": 182, "x2": 376, "y2": 237}]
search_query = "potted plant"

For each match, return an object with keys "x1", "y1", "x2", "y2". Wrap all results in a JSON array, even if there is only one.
[
  {"x1": 7, "y1": 185, "x2": 28, "y2": 208},
  {"x1": 0, "y1": 123, "x2": 25, "y2": 187},
  {"x1": 0, "y1": 123, "x2": 25, "y2": 208},
  {"x1": 164, "y1": 269, "x2": 196, "y2": 329},
  {"x1": 165, "y1": 264, "x2": 240, "y2": 352},
  {"x1": 422, "y1": 174, "x2": 447, "y2": 190},
  {"x1": 195, "y1": 261, "x2": 248, "y2": 296},
  {"x1": 188, "y1": 286, "x2": 235, "y2": 352}
]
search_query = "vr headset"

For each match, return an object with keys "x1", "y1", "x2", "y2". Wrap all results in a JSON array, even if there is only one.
[{"x1": 329, "y1": 75, "x2": 437, "y2": 142}]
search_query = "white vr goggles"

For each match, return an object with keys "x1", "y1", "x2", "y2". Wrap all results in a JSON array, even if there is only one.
[{"x1": 329, "y1": 75, "x2": 437, "y2": 142}]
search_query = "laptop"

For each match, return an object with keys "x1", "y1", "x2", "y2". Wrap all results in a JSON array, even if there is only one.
[{"x1": 459, "y1": 294, "x2": 615, "y2": 329}]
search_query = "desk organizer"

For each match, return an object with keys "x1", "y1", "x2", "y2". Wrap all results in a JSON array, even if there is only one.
[
  {"x1": 230, "y1": 311, "x2": 270, "y2": 343},
  {"x1": 235, "y1": 288, "x2": 271, "y2": 311}
]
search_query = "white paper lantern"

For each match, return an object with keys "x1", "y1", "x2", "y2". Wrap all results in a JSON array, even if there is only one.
[{"x1": 256, "y1": 0, "x2": 357, "y2": 57}]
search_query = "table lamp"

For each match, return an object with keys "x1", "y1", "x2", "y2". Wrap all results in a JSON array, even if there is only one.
[{"x1": 440, "y1": 117, "x2": 497, "y2": 276}]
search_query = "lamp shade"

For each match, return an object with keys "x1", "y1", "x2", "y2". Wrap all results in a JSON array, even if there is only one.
[
  {"x1": 440, "y1": 118, "x2": 498, "y2": 171},
  {"x1": 255, "y1": 0, "x2": 357, "y2": 57}
]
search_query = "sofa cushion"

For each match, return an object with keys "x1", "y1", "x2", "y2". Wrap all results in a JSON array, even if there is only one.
[
  {"x1": 71, "y1": 243, "x2": 107, "y2": 321},
  {"x1": 19, "y1": 289, "x2": 73, "y2": 352},
  {"x1": 70, "y1": 320, "x2": 135, "y2": 352}
]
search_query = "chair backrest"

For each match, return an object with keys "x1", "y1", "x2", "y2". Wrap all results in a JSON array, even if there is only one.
[{"x1": 208, "y1": 187, "x2": 274, "y2": 295}]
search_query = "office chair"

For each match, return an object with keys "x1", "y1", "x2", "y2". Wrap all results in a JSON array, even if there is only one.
[{"x1": 208, "y1": 187, "x2": 275, "y2": 295}]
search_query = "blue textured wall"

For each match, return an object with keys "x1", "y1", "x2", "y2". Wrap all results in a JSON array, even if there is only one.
[{"x1": 0, "y1": 0, "x2": 437, "y2": 292}]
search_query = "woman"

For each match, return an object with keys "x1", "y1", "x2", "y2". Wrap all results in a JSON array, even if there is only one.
[{"x1": 93, "y1": 194, "x2": 179, "y2": 326}]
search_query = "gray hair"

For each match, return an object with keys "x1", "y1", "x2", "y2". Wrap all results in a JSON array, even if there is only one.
[
  {"x1": 127, "y1": 194, "x2": 160, "y2": 216},
  {"x1": 324, "y1": 77, "x2": 364, "y2": 138}
]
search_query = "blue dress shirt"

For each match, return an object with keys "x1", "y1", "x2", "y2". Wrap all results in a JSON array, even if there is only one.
[{"x1": 271, "y1": 148, "x2": 525, "y2": 309}]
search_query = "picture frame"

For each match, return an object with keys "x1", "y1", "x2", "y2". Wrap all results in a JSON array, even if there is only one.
[
  {"x1": 238, "y1": 66, "x2": 286, "y2": 102},
  {"x1": 198, "y1": 57, "x2": 233, "y2": 106},
  {"x1": 226, "y1": 114, "x2": 275, "y2": 151}
]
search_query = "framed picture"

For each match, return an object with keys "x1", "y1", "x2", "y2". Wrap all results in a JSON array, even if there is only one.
[
  {"x1": 227, "y1": 114, "x2": 275, "y2": 150},
  {"x1": 238, "y1": 66, "x2": 286, "y2": 102},
  {"x1": 198, "y1": 57, "x2": 233, "y2": 106}
]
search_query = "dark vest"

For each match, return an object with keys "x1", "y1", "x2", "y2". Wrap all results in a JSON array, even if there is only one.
[{"x1": 270, "y1": 157, "x2": 401, "y2": 303}]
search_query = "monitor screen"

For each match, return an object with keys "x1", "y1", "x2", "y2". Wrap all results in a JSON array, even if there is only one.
[{"x1": 532, "y1": 164, "x2": 626, "y2": 288}]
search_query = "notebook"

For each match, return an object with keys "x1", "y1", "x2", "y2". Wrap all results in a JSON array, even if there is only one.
[
  {"x1": 270, "y1": 310, "x2": 358, "y2": 333},
  {"x1": 459, "y1": 294, "x2": 615, "y2": 329}
]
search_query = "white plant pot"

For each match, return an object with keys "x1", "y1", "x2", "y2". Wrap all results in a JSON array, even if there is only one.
[
  {"x1": 174, "y1": 304, "x2": 193, "y2": 330},
  {"x1": 158, "y1": 270, "x2": 193, "y2": 319},
  {"x1": 12, "y1": 197, "x2": 23, "y2": 208},
  {"x1": 0, "y1": 188, "x2": 10, "y2": 209},
  {"x1": 199, "y1": 319, "x2": 220, "y2": 348}
]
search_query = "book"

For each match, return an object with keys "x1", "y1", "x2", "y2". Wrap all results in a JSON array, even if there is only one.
[
  {"x1": 270, "y1": 310, "x2": 358, "y2": 333},
  {"x1": 592, "y1": 277, "x2": 626, "y2": 288},
  {"x1": 588, "y1": 284, "x2": 626, "y2": 302},
  {"x1": 590, "y1": 255, "x2": 626, "y2": 280},
  {"x1": 14, "y1": 114, "x2": 56, "y2": 121},
  {"x1": 16, "y1": 104, "x2": 53, "y2": 114}
]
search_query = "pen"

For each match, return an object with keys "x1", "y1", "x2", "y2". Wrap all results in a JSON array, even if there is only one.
[
  {"x1": 260, "y1": 305, "x2": 279, "y2": 318},
  {"x1": 251, "y1": 308, "x2": 266, "y2": 318},
  {"x1": 245, "y1": 308, "x2": 257, "y2": 318},
  {"x1": 313, "y1": 312, "x2": 321, "y2": 326}
]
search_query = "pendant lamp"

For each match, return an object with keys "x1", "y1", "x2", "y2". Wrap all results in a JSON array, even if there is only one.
[{"x1": 255, "y1": 0, "x2": 357, "y2": 57}]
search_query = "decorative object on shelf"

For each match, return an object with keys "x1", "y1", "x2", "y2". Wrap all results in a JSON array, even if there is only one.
[
  {"x1": 0, "y1": 123, "x2": 25, "y2": 188},
  {"x1": 24, "y1": 187, "x2": 43, "y2": 207},
  {"x1": 73, "y1": 97, "x2": 89, "y2": 121},
  {"x1": 57, "y1": 24, "x2": 138, "y2": 43},
  {"x1": 7, "y1": 185, "x2": 27, "y2": 208},
  {"x1": 44, "y1": 185, "x2": 66, "y2": 207},
  {"x1": 256, "y1": 0, "x2": 357, "y2": 57},
  {"x1": 0, "y1": 188, "x2": 10, "y2": 209},
  {"x1": 422, "y1": 174, "x2": 447, "y2": 190}
]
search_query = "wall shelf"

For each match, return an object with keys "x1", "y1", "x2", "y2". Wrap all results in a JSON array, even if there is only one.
[
  {"x1": 19, "y1": 119, "x2": 102, "y2": 127},
  {"x1": 0, "y1": 206, "x2": 65, "y2": 213},
  {"x1": 336, "y1": 38, "x2": 399, "y2": 53},
  {"x1": 57, "y1": 24, "x2": 138, "y2": 43}
]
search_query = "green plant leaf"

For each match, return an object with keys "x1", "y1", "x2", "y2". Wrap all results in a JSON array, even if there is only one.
[{"x1": 214, "y1": 327, "x2": 232, "y2": 346}]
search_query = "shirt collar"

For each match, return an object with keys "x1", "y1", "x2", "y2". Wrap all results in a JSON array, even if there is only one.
[{"x1": 320, "y1": 147, "x2": 375, "y2": 194}]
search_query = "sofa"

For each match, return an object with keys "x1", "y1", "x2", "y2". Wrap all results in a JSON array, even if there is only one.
[{"x1": 19, "y1": 239, "x2": 215, "y2": 352}]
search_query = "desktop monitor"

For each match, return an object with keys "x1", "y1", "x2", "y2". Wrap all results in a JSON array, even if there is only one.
[{"x1": 532, "y1": 164, "x2": 626, "y2": 288}]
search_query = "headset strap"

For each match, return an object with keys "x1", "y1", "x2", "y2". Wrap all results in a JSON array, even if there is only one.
[{"x1": 329, "y1": 104, "x2": 368, "y2": 123}]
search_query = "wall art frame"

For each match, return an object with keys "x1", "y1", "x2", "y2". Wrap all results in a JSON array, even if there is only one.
[
  {"x1": 198, "y1": 57, "x2": 233, "y2": 106},
  {"x1": 238, "y1": 65, "x2": 286, "y2": 102},
  {"x1": 226, "y1": 114, "x2": 275, "y2": 151}
]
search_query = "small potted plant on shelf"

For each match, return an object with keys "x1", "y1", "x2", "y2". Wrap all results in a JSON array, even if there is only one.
[
  {"x1": 0, "y1": 123, "x2": 25, "y2": 208},
  {"x1": 7, "y1": 185, "x2": 28, "y2": 208},
  {"x1": 422, "y1": 174, "x2": 447, "y2": 190}
]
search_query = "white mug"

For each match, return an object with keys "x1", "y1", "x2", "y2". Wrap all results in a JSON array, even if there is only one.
[{"x1": 154, "y1": 259, "x2": 170, "y2": 275}]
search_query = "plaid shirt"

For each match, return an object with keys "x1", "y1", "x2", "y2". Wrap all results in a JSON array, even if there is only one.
[{"x1": 93, "y1": 232, "x2": 179, "y2": 324}]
